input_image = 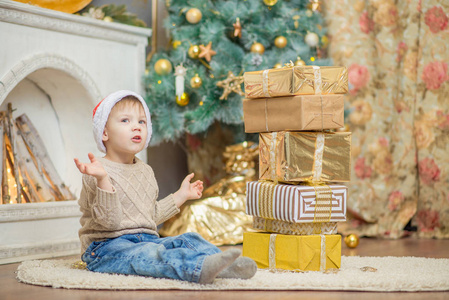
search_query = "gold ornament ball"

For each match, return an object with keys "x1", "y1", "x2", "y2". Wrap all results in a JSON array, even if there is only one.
[
  {"x1": 295, "y1": 57, "x2": 306, "y2": 66},
  {"x1": 344, "y1": 234, "x2": 360, "y2": 248},
  {"x1": 263, "y1": 0, "x2": 278, "y2": 6},
  {"x1": 190, "y1": 74, "x2": 203, "y2": 88},
  {"x1": 154, "y1": 59, "x2": 172, "y2": 75},
  {"x1": 176, "y1": 92, "x2": 190, "y2": 106},
  {"x1": 188, "y1": 45, "x2": 200, "y2": 59},
  {"x1": 274, "y1": 36, "x2": 288, "y2": 49},
  {"x1": 172, "y1": 40, "x2": 182, "y2": 49},
  {"x1": 186, "y1": 8, "x2": 202, "y2": 24},
  {"x1": 250, "y1": 42, "x2": 265, "y2": 54},
  {"x1": 103, "y1": 16, "x2": 113, "y2": 22},
  {"x1": 273, "y1": 63, "x2": 282, "y2": 69}
]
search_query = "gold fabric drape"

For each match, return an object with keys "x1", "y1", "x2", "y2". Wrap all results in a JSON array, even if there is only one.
[
  {"x1": 159, "y1": 142, "x2": 258, "y2": 245},
  {"x1": 324, "y1": 0, "x2": 449, "y2": 238}
]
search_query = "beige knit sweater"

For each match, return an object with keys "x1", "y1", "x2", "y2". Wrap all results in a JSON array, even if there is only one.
[{"x1": 78, "y1": 157, "x2": 180, "y2": 254}]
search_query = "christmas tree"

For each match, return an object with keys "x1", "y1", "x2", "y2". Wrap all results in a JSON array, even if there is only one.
[{"x1": 144, "y1": 0, "x2": 331, "y2": 145}]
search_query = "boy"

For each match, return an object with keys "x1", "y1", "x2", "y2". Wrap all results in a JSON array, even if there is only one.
[{"x1": 74, "y1": 90, "x2": 256, "y2": 284}]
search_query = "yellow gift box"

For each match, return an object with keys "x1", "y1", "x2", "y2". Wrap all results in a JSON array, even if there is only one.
[
  {"x1": 243, "y1": 66, "x2": 348, "y2": 99},
  {"x1": 259, "y1": 131, "x2": 351, "y2": 183},
  {"x1": 242, "y1": 232, "x2": 341, "y2": 272}
]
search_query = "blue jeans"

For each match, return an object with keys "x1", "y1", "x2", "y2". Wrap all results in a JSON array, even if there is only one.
[{"x1": 82, "y1": 232, "x2": 221, "y2": 283}]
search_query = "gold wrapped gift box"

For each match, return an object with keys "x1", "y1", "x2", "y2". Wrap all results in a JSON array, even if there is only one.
[
  {"x1": 242, "y1": 232, "x2": 341, "y2": 271},
  {"x1": 259, "y1": 131, "x2": 351, "y2": 183},
  {"x1": 243, "y1": 66, "x2": 348, "y2": 99},
  {"x1": 242, "y1": 94, "x2": 345, "y2": 133},
  {"x1": 246, "y1": 181, "x2": 347, "y2": 223},
  {"x1": 253, "y1": 216, "x2": 338, "y2": 235}
]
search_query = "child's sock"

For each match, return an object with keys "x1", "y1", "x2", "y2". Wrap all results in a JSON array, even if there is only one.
[
  {"x1": 216, "y1": 256, "x2": 257, "y2": 279},
  {"x1": 198, "y1": 249, "x2": 241, "y2": 284}
]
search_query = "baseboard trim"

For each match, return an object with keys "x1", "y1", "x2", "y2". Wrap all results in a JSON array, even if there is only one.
[{"x1": 0, "y1": 238, "x2": 80, "y2": 265}]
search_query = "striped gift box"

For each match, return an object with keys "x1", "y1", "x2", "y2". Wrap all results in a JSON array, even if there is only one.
[
  {"x1": 246, "y1": 181, "x2": 347, "y2": 223},
  {"x1": 253, "y1": 216, "x2": 338, "y2": 235}
]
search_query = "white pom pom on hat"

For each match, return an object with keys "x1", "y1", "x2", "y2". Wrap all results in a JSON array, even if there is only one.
[{"x1": 92, "y1": 90, "x2": 152, "y2": 153}]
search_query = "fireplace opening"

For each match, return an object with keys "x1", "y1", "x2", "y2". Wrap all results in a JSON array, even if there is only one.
[
  {"x1": 1, "y1": 103, "x2": 75, "y2": 204},
  {"x1": 0, "y1": 66, "x2": 100, "y2": 198}
]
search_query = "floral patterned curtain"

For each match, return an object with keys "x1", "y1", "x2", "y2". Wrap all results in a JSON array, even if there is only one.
[{"x1": 324, "y1": 0, "x2": 449, "y2": 238}]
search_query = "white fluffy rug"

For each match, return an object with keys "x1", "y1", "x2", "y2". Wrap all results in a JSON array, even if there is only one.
[{"x1": 16, "y1": 256, "x2": 449, "y2": 292}]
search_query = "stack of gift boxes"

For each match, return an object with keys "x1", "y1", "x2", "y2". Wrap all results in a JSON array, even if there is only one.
[{"x1": 241, "y1": 65, "x2": 351, "y2": 272}]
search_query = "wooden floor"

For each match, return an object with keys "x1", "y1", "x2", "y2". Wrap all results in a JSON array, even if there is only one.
[{"x1": 1, "y1": 237, "x2": 449, "y2": 300}]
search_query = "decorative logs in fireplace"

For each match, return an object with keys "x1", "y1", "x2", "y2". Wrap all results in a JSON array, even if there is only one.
[{"x1": 1, "y1": 103, "x2": 74, "y2": 204}]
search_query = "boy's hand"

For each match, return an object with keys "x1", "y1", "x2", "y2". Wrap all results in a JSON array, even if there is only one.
[
  {"x1": 173, "y1": 173, "x2": 204, "y2": 208},
  {"x1": 74, "y1": 153, "x2": 114, "y2": 192},
  {"x1": 74, "y1": 153, "x2": 107, "y2": 178}
]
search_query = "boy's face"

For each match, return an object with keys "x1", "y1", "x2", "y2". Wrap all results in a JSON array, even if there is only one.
[{"x1": 103, "y1": 101, "x2": 147, "y2": 159}]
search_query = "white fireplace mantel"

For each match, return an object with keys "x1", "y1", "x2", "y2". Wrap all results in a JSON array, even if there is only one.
[
  {"x1": 0, "y1": 0, "x2": 152, "y2": 264},
  {"x1": 0, "y1": 0, "x2": 152, "y2": 103}
]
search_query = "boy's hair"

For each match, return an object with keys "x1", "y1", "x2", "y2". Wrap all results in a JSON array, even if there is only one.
[
  {"x1": 92, "y1": 90, "x2": 152, "y2": 153},
  {"x1": 110, "y1": 96, "x2": 144, "y2": 114}
]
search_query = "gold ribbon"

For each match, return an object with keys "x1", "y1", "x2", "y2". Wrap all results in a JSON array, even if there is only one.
[
  {"x1": 269, "y1": 132, "x2": 278, "y2": 183},
  {"x1": 311, "y1": 133, "x2": 325, "y2": 182},
  {"x1": 267, "y1": 233, "x2": 327, "y2": 272},
  {"x1": 312, "y1": 67, "x2": 325, "y2": 179},
  {"x1": 264, "y1": 99, "x2": 269, "y2": 132},
  {"x1": 262, "y1": 69, "x2": 271, "y2": 97},
  {"x1": 312, "y1": 184, "x2": 333, "y2": 223},
  {"x1": 262, "y1": 217, "x2": 275, "y2": 232},
  {"x1": 258, "y1": 181, "x2": 276, "y2": 219},
  {"x1": 268, "y1": 233, "x2": 277, "y2": 270},
  {"x1": 313, "y1": 66, "x2": 322, "y2": 95},
  {"x1": 263, "y1": 218, "x2": 270, "y2": 232},
  {"x1": 320, "y1": 95, "x2": 324, "y2": 130},
  {"x1": 313, "y1": 66, "x2": 325, "y2": 131},
  {"x1": 283, "y1": 61, "x2": 295, "y2": 68},
  {"x1": 320, "y1": 234, "x2": 326, "y2": 271}
]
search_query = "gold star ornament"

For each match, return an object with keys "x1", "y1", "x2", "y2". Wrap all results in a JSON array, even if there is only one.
[
  {"x1": 216, "y1": 71, "x2": 244, "y2": 100},
  {"x1": 199, "y1": 42, "x2": 217, "y2": 62}
]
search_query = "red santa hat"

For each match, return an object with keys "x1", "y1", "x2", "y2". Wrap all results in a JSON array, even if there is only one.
[{"x1": 92, "y1": 90, "x2": 152, "y2": 153}]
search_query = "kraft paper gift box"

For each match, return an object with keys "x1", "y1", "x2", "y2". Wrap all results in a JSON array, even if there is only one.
[
  {"x1": 242, "y1": 232, "x2": 341, "y2": 271},
  {"x1": 246, "y1": 181, "x2": 347, "y2": 223},
  {"x1": 252, "y1": 216, "x2": 338, "y2": 235},
  {"x1": 243, "y1": 65, "x2": 348, "y2": 99},
  {"x1": 242, "y1": 94, "x2": 345, "y2": 133},
  {"x1": 259, "y1": 131, "x2": 351, "y2": 183}
]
